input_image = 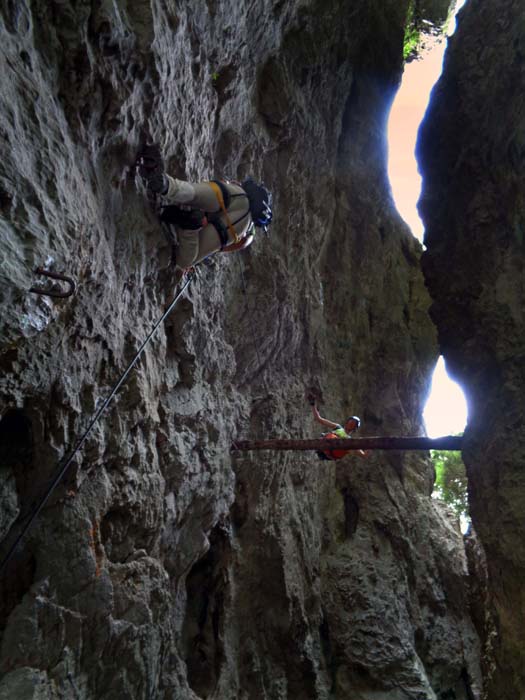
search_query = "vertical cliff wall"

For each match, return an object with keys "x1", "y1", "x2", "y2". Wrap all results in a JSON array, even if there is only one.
[
  {"x1": 1, "y1": 1, "x2": 480, "y2": 699},
  {"x1": 419, "y1": 1, "x2": 525, "y2": 698}
]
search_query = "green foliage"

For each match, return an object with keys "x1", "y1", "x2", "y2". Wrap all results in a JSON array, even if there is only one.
[
  {"x1": 211, "y1": 71, "x2": 219, "y2": 84},
  {"x1": 403, "y1": 1, "x2": 421, "y2": 60},
  {"x1": 431, "y1": 447, "x2": 469, "y2": 520},
  {"x1": 403, "y1": 25, "x2": 420, "y2": 60}
]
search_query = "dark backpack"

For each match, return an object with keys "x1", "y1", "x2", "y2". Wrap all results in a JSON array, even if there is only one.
[
  {"x1": 159, "y1": 206, "x2": 206, "y2": 229},
  {"x1": 241, "y1": 178, "x2": 273, "y2": 229}
]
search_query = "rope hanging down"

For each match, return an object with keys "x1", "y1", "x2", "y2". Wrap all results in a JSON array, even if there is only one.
[
  {"x1": 0, "y1": 273, "x2": 194, "y2": 576},
  {"x1": 231, "y1": 436, "x2": 463, "y2": 452}
]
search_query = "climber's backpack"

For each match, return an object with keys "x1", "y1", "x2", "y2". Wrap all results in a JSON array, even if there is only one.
[
  {"x1": 159, "y1": 206, "x2": 206, "y2": 229},
  {"x1": 239, "y1": 178, "x2": 273, "y2": 229}
]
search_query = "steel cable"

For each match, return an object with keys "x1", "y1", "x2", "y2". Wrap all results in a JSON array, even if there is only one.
[{"x1": 0, "y1": 273, "x2": 194, "y2": 575}]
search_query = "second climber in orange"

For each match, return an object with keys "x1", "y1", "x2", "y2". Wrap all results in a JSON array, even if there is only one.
[{"x1": 308, "y1": 394, "x2": 370, "y2": 461}]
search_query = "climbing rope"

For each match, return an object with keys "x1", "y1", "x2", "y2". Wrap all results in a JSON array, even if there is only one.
[{"x1": 0, "y1": 272, "x2": 194, "y2": 575}]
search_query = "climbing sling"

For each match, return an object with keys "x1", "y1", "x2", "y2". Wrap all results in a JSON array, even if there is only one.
[{"x1": 0, "y1": 273, "x2": 195, "y2": 576}]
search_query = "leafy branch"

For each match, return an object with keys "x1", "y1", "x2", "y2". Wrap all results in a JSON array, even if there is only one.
[{"x1": 431, "y1": 444, "x2": 469, "y2": 521}]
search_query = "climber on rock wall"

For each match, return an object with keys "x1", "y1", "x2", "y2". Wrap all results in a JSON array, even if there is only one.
[
  {"x1": 307, "y1": 392, "x2": 370, "y2": 461},
  {"x1": 136, "y1": 144, "x2": 273, "y2": 283}
]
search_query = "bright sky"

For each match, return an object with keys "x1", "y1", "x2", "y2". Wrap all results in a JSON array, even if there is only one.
[
  {"x1": 387, "y1": 1, "x2": 469, "y2": 436},
  {"x1": 387, "y1": 0, "x2": 468, "y2": 240},
  {"x1": 424, "y1": 357, "x2": 467, "y2": 437}
]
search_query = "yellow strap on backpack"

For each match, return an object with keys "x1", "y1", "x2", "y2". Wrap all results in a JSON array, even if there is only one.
[{"x1": 207, "y1": 181, "x2": 239, "y2": 244}]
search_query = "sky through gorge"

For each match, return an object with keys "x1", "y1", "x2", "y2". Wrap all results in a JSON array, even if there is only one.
[{"x1": 387, "y1": 0, "x2": 468, "y2": 437}]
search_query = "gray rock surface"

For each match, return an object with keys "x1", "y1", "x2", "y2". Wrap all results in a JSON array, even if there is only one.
[
  {"x1": 1, "y1": 1, "x2": 482, "y2": 698},
  {"x1": 418, "y1": 0, "x2": 525, "y2": 698},
  {"x1": 418, "y1": 0, "x2": 455, "y2": 28}
]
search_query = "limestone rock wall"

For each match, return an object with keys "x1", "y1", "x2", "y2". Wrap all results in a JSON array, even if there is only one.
[
  {"x1": 1, "y1": 1, "x2": 480, "y2": 699},
  {"x1": 418, "y1": 1, "x2": 525, "y2": 698}
]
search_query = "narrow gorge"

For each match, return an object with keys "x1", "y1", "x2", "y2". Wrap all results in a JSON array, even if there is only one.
[{"x1": 0, "y1": 1, "x2": 523, "y2": 699}]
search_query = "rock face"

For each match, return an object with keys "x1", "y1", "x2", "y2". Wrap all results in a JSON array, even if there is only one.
[
  {"x1": 1, "y1": 1, "x2": 481, "y2": 699},
  {"x1": 418, "y1": 0, "x2": 453, "y2": 27},
  {"x1": 418, "y1": 1, "x2": 525, "y2": 698}
]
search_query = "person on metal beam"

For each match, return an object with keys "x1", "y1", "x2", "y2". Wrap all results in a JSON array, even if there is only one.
[{"x1": 307, "y1": 393, "x2": 370, "y2": 461}]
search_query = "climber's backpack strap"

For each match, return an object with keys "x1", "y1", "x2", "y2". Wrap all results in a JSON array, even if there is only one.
[{"x1": 207, "y1": 181, "x2": 240, "y2": 244}]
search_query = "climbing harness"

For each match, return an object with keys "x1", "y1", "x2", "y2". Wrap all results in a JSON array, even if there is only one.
[
  {"x1": 208, "y1": 181, "x2": 241, "y2": 244},
  {"x1": 29, "y1": 267, "x2": 76, "y2": 299},
  {"x1": 0, "y1": 272, "x2": 195, "y2": 576}
]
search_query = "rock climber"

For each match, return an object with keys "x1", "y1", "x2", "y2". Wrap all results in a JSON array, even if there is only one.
[
  {"x1": 307, "y1": 393, "x2": 370, "y2": 461},
  {"x1": 136, "y1": 144, "x2": 273, "y2": 282}
]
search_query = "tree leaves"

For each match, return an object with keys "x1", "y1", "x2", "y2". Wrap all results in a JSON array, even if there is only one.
[{"x1": 432, "y1": 447, "x2": 469, "y2": 520}]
